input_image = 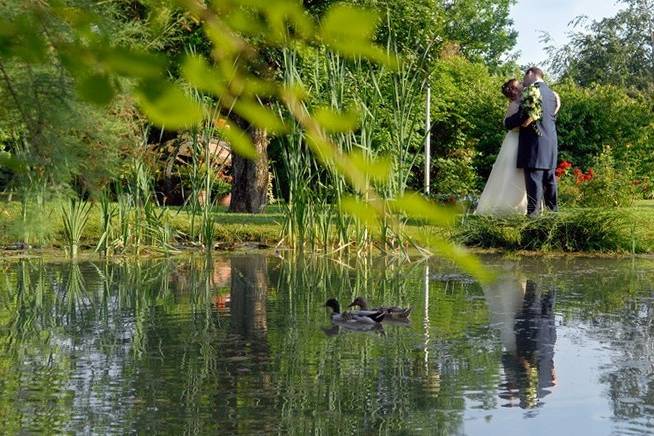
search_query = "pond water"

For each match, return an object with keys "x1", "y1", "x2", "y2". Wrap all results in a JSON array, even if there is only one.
[{"x1": 1, "y1": 254, "x2": 654, "y2": 434}]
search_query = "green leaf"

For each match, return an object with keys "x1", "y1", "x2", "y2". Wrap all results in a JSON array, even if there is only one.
[
  {"x1": 135, "y1": 80, "x2": 204, "y2": 129},
  {"x1": 217, "y1": 123, "x2": 258, "y2": 160},
  {"x1": 102, "y1": 47, "x2": 166, "y2": 79},
  {"x1": 320, "y1": 5, "x2": 393, "y2": 66},
  {"x1": 181, "y1": 55, "x2": 226, "y2": 95},
  {"x1": 339, "y1": 196, "x2": 380, "y2": 230},
  {"x1": 76, "y1": 74, "x2": 114, "y2": 106},
  {"x1": 234, "y1": 99, "x2": 286, "y2": 133},
  {"x1": 348, "y1": 150, "x2": 392, "y2": 183},
  {"x1": 314, "y1": 106, "x2": 360, "y2": 132},
  {"x1": 263, "y1": 0, "x2": 314, "y2": 42},
  {"x1": 391, "y1": 193, "x2": 457, "y2": 226},
  {"x1": 12, "y1": 15, "x2": 48, "y2": 63},
  {"x1": 421, "y1": 234, "x2": 493, "y2": 283}
]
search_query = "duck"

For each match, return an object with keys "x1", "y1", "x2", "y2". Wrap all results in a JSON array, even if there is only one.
[
  {"x1": 348, "y1": 296, "x2": 412, "y2": 320},
  {"x1": 324, "y1": 298, "x2": 385, "y2": 328}
]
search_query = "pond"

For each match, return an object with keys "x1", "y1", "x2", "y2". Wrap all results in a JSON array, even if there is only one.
[{"x1": 1, "y1": 254, "x2": 654, "y2": 434}]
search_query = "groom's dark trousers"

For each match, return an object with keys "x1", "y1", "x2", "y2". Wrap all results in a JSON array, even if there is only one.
[
  {"x1": 504, "y1": 81, "x2": 559, "y2": 217},
  {"x1": 525, "y1": 169, "x2": 557, "y2": 216}
]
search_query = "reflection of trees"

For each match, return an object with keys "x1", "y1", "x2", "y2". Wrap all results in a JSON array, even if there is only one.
[
  {"x1": 4, "y1": 255, "x2": 653, "y2": 433},
  {"x1": 212, "y1": 255, "x2": 273, "y2": 434}
]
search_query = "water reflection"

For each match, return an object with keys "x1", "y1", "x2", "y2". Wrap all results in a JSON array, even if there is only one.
[
  {"x1": 482, "y1": 270, "x2": 557, "y2": 409},
  {"x1": 0, "y1": 255, "x2": 653, "y2": 434}
]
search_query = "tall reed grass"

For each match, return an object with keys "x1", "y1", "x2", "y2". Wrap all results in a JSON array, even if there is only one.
[{"x1": 278, "y1": 45, "x2": 430, "y2": 254}]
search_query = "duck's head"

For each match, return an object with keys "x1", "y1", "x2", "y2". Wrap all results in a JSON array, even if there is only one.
[
  {"x1": 348, "y1": 296, "x2": 368, "y2": 310},
  {"x1": 325, "y1": 298, "x2": 340, "y2": 314}
]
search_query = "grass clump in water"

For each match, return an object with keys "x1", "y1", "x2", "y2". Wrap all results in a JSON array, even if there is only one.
[{"x1": 456, "y1": 209, "x2": 650, "y2": 253}]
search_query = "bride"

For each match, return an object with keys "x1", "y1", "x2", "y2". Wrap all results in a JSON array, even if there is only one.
[{"x1": 475, "y1": 79, "x2": 560, "y2": 216}]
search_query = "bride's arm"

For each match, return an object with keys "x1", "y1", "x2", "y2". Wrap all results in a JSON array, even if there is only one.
[
  {"x1": 554, "y1": 92, "x2": 561, "y2": 115},
  {"x1": 521, "y1": 92, "x2": 559, "y2": 127}
]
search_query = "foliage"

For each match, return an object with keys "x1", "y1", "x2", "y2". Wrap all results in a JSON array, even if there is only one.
[
  {"x1": 431, "y1": 149, "x2": 480, "y2": 200},
  {"x1": 578, "y1": 146, "x2": 638, "y2": 207},
  {"x1": 545, "y1": 0, "x2": 654, "y2": 91},
  {"x1": 438, "y1": 0, "x2": 518, "y2": 67},
  {"x1": 61, "y1": 198, "x2": 92, "y2": 258},
  {"x1": 555, "y1": 81, "x2": 654, "y2": 176},
  {"x1": 425, "y1": 55, "x2": 510, "y2": 186},
  {"x1": 556, "y1": 147, "x2": 639, "y2": 208},
  {"x1": 457, "y1": 208, "x2": 650, "y2": 253}
]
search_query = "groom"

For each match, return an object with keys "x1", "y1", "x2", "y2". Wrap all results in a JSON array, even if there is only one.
[{"x1": 505, "y1": 67, "x2": 558, "y2": 217}]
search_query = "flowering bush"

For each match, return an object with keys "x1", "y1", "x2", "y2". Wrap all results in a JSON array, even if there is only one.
[{"x1": 556, "y1": 146, "x2": 637, "y2": 208}]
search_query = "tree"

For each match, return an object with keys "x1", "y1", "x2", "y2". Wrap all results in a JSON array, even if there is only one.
[
  {"x1": 229, "y1": 126, "x2": 270, "y2": 213},
  {"x1": 545, "y1": 0, "x2": 654, "y2": 91}
]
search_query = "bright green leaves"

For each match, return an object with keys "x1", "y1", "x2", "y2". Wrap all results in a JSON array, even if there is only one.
[
  {"x1": 234, "y1": 100, "x2": 286, "y2": 133},
  {"x1": 255, "y1": 0, "x2": 314, "y2": 43},
  {"x1": 135, "y1": 81, "x2": 204, "y2": 129},
  {"x1": 216, "y1": 123, "x2": 257, "y2": 159},
  {"x1": 339, "y1": 196, "x2": 381, "y2": 230},
  {"x1": 391, "y1": 193, "x2": 457, "y2": 226},
  {"x1": 181, "y1": 55, "x2": 226, "y2": 95},
  {"x1": 347, "y1": 151, "x2": 392, "y2": 184},
  {"x1": 313, "y1": 107, "x2": 360, "y2": 133},
  {"x1": 320, "y1": 5, "x2": 392, "y2": 66}
]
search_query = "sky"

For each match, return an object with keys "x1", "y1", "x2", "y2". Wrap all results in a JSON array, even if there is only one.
[{"x1": 510, "y1": 0, "x2": 623, "y2": 67}]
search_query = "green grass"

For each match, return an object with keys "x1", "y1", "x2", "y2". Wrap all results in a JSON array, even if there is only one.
[
  {"x1": 0, "y1": 201, "x2": 284, "y2": 249},
  {"x1": 456, "y1": 204, "x2": 654, "y2": 254},
  {"x1": 1, "y1": 200, "x2": 652, "y2": 254}
]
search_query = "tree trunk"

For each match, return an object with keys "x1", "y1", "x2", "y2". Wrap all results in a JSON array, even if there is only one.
[{"x1": 229, "y1": 127, "x2": 269, "y2": 213}]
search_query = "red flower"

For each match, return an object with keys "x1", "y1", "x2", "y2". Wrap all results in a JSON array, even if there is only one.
[{"x1": 556, "y1": 161, "x2": 574, "y2": 178}]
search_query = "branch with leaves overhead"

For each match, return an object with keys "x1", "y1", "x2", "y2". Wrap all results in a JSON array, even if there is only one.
[{"x1": 0, "y1": 0, "x2": 488, "y2": 281}]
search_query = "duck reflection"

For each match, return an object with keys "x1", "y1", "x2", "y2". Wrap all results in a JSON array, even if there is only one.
[{"x1": 483, "y1": 272, "x2": 557, "y2": 409}]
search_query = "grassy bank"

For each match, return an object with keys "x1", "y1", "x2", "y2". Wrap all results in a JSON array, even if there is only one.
[
  {"x1": 0, "y1": 201, "x2": 283, "y2": 251},
  {"x1": 456, "y1": 201, "x2": 654, "y2": 254},
  {"x1": 1, "y1": 200, "x2": 652, "y2": 255}
]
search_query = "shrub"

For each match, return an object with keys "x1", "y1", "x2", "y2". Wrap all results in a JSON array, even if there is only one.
[
  {"x1": 431, "y1": 148, "x2": 480, "y2": 200},
  {"x1": 555, "y1": 146, "x2": 637, "y2": 208},
  {"x1": 556, "y1": 81, "x2": 654, "y2": 174}
]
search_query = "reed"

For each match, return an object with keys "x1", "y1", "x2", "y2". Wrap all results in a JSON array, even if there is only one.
[
  {"x1": 278, "y1": 43, "x2": 429, "y2": 254},
  {"x1": 96, "y1": 189, "x2": 117, "y2": 256},
  {"x1": 61, "y1": 198, "x2": 92, "y2": 258}
]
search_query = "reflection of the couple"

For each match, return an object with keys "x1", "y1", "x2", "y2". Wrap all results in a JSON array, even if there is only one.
[{"x1": 482, "y1": 270, "x2": 557, "y2": 409}]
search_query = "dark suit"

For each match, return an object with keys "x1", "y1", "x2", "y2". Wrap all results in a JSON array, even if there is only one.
[{"x1": 504, "y1": 81, "x2": 558, "y2": 215}]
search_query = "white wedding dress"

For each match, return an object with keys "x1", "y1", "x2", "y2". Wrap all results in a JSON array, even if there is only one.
[{"x1": 475, "y1": 101, "x2": 528, "y2": 216}]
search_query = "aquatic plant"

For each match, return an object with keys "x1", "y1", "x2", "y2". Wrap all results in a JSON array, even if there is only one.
[{"x1": 61, "y1": 198, "x2": 92, "y2": 258}]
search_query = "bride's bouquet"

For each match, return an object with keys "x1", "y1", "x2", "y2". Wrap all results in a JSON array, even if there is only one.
[{"x1": 521, "y1": 84, "x2": 543, "y2": 135}]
